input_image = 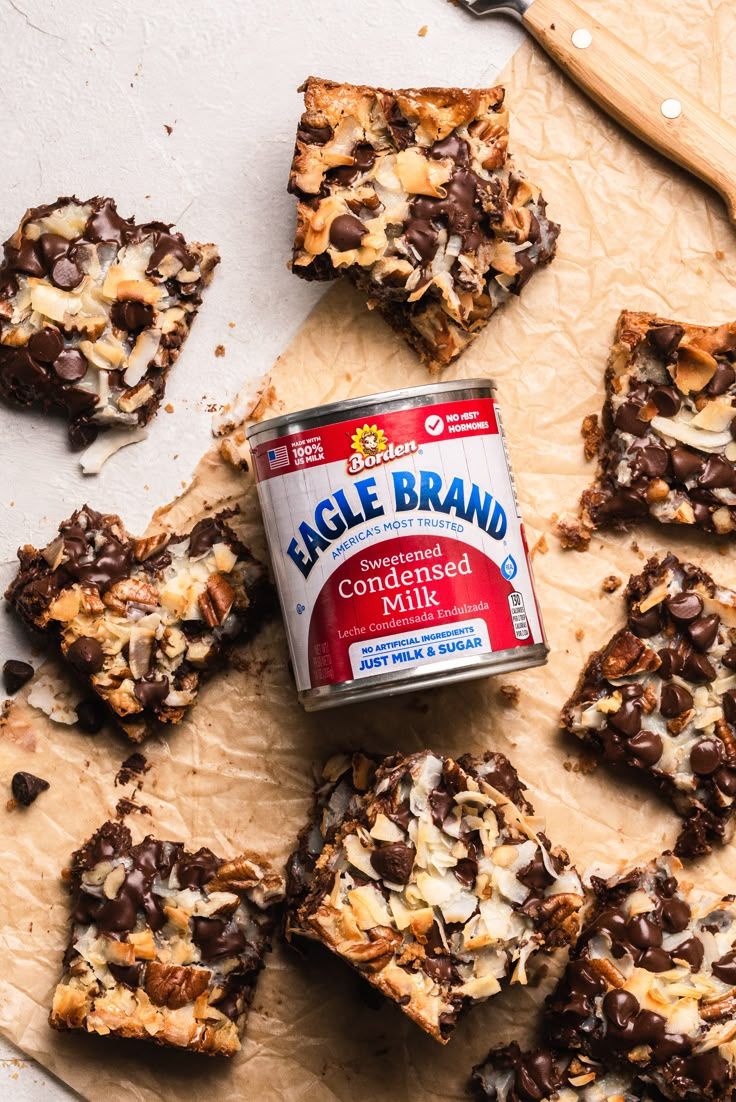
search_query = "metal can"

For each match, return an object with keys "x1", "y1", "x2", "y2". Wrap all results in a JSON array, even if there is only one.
[{"x1": 247, "y1": 379, "x2": 547, "y2": 710}]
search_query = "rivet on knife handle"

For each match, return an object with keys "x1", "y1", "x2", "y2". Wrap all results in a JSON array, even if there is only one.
[{"x1": 464, "y1": 0, "x2": 736, "y2": 225}]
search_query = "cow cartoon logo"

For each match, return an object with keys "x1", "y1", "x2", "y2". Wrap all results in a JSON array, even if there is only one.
[
  {"x1": 350, "y1": 423, "x2": 387, "y2": 459},
  {"x1": 347, "y1": 421, "x2": 417, "y2": 474}
]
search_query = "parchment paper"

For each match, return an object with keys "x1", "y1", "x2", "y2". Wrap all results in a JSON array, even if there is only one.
[{"x1": 4, "y1": 5, "x2": 736, "y2": 1098}]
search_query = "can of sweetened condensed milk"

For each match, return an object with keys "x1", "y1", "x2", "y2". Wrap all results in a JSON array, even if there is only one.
[{"x1": 247, "y1": 379, "x2": 547, "y2": 710}]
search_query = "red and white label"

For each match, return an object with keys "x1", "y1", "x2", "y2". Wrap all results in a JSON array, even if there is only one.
[{"x1": 251, "y1": 397, "x2": 545, "y2": 692}]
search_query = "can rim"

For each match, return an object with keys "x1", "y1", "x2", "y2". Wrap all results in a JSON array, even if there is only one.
[{"x1": 245, "y1": 377, "x2": 497, "y2": 444}]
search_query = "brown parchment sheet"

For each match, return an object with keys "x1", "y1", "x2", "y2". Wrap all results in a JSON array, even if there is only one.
[{"x1": 4, "y1": 5, "x2": 736, "y2": 1098}]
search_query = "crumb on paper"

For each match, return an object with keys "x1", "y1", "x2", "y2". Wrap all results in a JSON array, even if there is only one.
[
  {"x1": 601, "y1": 574, "x2": 622, "y2": 593},
  {"x1": 581, "y1": 413, "x2": 603, "y2": 461},
  {"x1": 563, "y1": 754, "x2": 598, "y2": 775},
  {"x1": 115, "y1": 796, "x2": 151, "y2": 819},
  {"x1": 556, "y1": 512, "x2": 591, "y2": 551},
  {"x1": 531, "y1": 533, "x2": 548, "y2": 557},
  {"x1": 630, "y1": 540, "x2": 646, "y2": 559},
  {"x1": 716, "y1": 249, "x2": 726, "y2": 260},
  {"x1": 575, "y1": 628, "x2": 585, "y2": 641},
  {"x1": 228, "y1": 321, "x2": 236, "y2": 328},
  {"x1": 165, "y1": 403, "x2": 174, "y2": 413},
  {"x1": 499, "y1": 683, "x2": 520, "y2": 707},
  {"x1": 215, "y1": 344, "x2": 226, "y2": 358},
  {"x1": 418, "y1": 24, "x2": 428, "y2": 35},
  {"x1": 164, "y1": 124, "x2": 173, "y2": 135}
]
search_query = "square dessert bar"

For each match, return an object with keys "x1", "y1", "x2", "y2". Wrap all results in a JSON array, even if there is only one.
[
  {"x1": 546, "y1": 855, "x2": 736, "y2": 1102},
  {"x1": 288, "y1": 77, "x2": 559, "y2": 372},
  {"x1": 0, "y1": 196, "x2": 219, "y2": 448},
  {"x1": 562, "y1": 554, "x2": 736, "y2": 858},
  {"x1": 472, "y1": 1043, "x2": 665, "y2": 1101},
  {"x1": 50, "y1": 821, "x2": 284, "y2": 1055},
  {"x1": 579, "y1": 311, "x2": 736, "y2": 537},
  {"x1": 6, "y1": 506, "x2": 268, "y2": 742},
  {"x1": 287, "y1": 749, "x2": 583, "y2": 1043}
]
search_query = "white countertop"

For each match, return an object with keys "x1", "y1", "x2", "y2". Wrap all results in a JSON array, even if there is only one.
[{"x1": 0, "y1": 0, "x2": 522, "y2": 1095}]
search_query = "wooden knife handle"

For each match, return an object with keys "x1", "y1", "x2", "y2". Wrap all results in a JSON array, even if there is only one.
[{"x1": 523, "y1": 0, "x2": 736, "y2": 224}]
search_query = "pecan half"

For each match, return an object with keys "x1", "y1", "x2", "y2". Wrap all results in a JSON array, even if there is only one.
[{"x1": 144, "y1": 961, "x2": 211, "y2": 1009}]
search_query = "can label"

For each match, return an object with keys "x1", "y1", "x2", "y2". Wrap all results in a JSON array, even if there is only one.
[{"x1": 250, "y1": 396, "x2": 545, "y2": 693}]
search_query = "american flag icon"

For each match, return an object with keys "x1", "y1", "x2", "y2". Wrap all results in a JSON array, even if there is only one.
[{"x1": 267, "y1": 445, "x2": 289, "y2": 470}]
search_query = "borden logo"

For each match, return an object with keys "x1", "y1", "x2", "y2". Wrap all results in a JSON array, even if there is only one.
[{"x1": 348, "y1": 422, "x2": 418, "y2": 474}]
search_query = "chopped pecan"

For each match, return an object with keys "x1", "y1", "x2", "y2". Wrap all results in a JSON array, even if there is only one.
[
  {"x1": 103, "y1": 578, "x2": 159, "y2": 613},
  {"x1": 198, "y1": 573, "x2": 235, "y2": 627},
  {"x1": 601, "y1": 631, "x2": 660, "y2": 679},
  {"x1": 133, "y1": 533, "x2": 170, "y2": 562},
  {"x1": 144, "y1": 961, "x2": 212, "y2": 1009}
]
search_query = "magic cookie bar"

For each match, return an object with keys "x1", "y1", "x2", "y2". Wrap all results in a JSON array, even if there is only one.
[
  {"x1": 6, "y1": 506, "x2": 268, "y2": 742},
  {"x1": 0, "y1": 196, "x2": 219, "y2": 448},
  {"x1": 546, "y1": 855, "x2": 736, "y2": 1101},
  {"x1": 562, "y1": 554, "x2": 736, "y2": 858},
  {"x1": 579, "y1": 311, "x2": 736, "y2": 537},
  {"x1": 288, "y1": 77, "x2": 559, "y2": 372},
  {"x1": 472, "y1": 1043, "x2": 665, "y2": 1101},
  {"x1": 50, "y1": 820, "x2": 284, "y2": 1055},
  {"x1": 287, "y1": 749, "x2": 583, "y2": 1042}
]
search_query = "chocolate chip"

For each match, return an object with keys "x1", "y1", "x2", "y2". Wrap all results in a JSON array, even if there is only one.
[
  {"x1": 52, "y1": 349, "x2": 88, "y2": 382},
  {"x1": 681, "y1": 651, "x2": 716, "y2": 683},
  {"x1": 405, "y1": 218, "x2": 439, "y2": 262},
  {"x1": 75, "y1": 697, "x2": 107, "y2": 733},
  {"x1": 662, "y1": 896, "x2": 691, "y2": 932},
  {"x1": 628, "y1": 605, "x2": 662, "y2": 638},
  {"x1": 630, "y1": 444, "x2": 668, "y2": 479},
  {"x1": 188, "y1": 518, "x2": 222, "y2": 558},
  {"x1": 50, "y1": 257, "x2": 83, "y2": 291},
  {"x1": 626, "y1": 729, "x2": 663, "y2": 765},
  {"x1": 134, "y1": 676, "x2": 170, "y2": 709},
  {"x1": 660, "y1": 683, "x2": 693, "y2": 718},
  {"x1": 328, "y1": 142, "x2": 376, "y2": 187},
  {"x1": 646, "y1": 324, "x2": 684, "y2": 359},
  {"x1": 597, "y1": 488, "x2": 649, "y2": 519},
  {"x1": 699, "y1": 456, "x2": 736, "y2": 489},
  {"x1": 37, "y1": 233, "x2": 70, "y2": 267},
  {"x1": 329, "y1": 214, "x2": 367, "y2": 252},
  {"x1": 714, "y1": 766, "x2": 736, "y2": 796},
  {"x1": 147, "y1": 231, "x2": 194, "y2": 275},
  {"x1": 28, "y1": 328, "x2": 63, "y2": 364},
  {"x1": 614, "y1": 401, "x2": 649, "y2": 436},
  {"x1": 670, "y1": 447, "x2": 704, "y2": 484},
  {"x1": 627, "y1": 914, "x2": 663, "y2": 949},
  {"x1": 723, "y1": 646, "x2": 736, "y2": 671},
  {"x1": 731, "y1": 415, "x2": 736, "y2": 442},
  {"x1": 2, "y1": 659, "x2": 34, "y2": 694},
  {"x1": 665, "y1": 591, "x2": 704, "y2": 623},
  {"x1": 111, "y1": 300, "x2": 154, "y2": 331},
  {"x1": 640, "y1": 946, "x2": 673, "y2": 972},
  {"x1": 85, "y1": 199, "x2": 132, "y2": 245},
  {"x1": 650, "y1": 386, "x2": 681, "y2": 416},
  {"x1": 67, "y1": 636, "x2": 105, "y2": 674},
  {"x1": 712, "y1": 950, "x2": 736, "y2": 985},
  {"x1": 191, "y1": 916, "x2": 246, "y2": 961},
  {"x1": 369, "y1": 842, "x2": 415, "y2": 885},
  {"x1": 608, "y1": 697, "x2": 642, "y2": 737},
  {"x1": 690, "y1": 738, "x2": 724, "y2": 775},
  {"x1": 9, "y1": 237, "x2": 44, "y2": 277},
  {"x1": 657, "y1": 647, "x2": 683, "y2": 678},
  {"x1": 706, "y1": 361, "x2": 736, "y2": 396},
  {"x1": 430, "y1": 135, "x2": 470, "y2": 163},
  {"x1": 602, "y1": 988, "x2": 639, "y2": 1029},
  {"x1": 174, "y1": 848, "x2": 220, "y2": 890},
  {"x1": 672, "y1": 935, "x2": 703, "y2": 970},
  {"x1": 11, "y1": 771, "x2": 49, "y2": 806},
  {"x1": 723, "y1": 689, "x2": 736, "y2": 725},
  {"x1": 687, "y1": 613, "x2": 720, "y2": 650},
  {"x1": 108, "y1": 962, "x2": 143, "y2": 990}
]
